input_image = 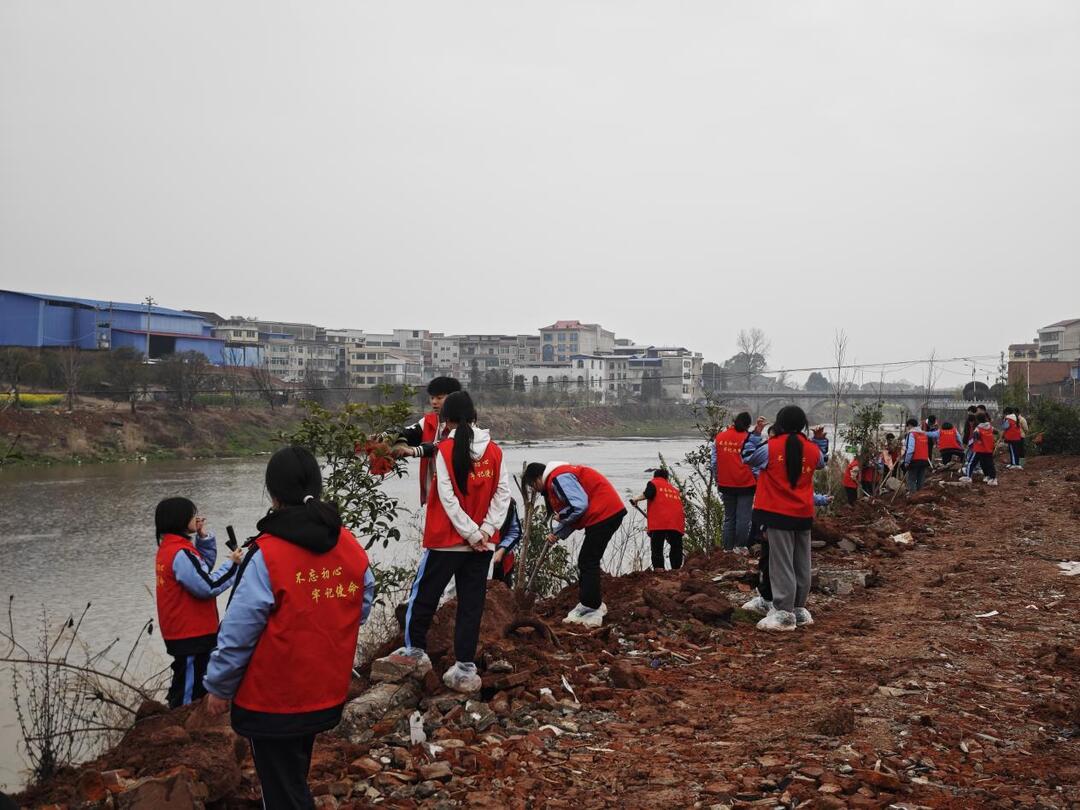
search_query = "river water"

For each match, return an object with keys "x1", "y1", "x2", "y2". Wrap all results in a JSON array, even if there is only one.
[{"x1": 0, "y1": 437, "x2": 701, "y2": 790}]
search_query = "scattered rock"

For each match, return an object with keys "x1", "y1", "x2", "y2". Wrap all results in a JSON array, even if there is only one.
[
  {"x1": 116, "y1": 767, "x2": 208, "y2": 810},
  {"x1": 337, "y1": 682, "x2": 421, "y2": 742},
  {"x1": 371, "y1": 653, "x2": 432, "y2": 684},
  {"x1": 609, "y1": 660, "x2": 646, "y2": 690},
  {"x1": 418, "y1": 761, "x2": 453, "y2": 781}
]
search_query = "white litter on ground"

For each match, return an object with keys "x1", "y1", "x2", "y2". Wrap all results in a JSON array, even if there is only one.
[{"x1": 1057, "y1": 561, "x2": 1080, "y2": 576}]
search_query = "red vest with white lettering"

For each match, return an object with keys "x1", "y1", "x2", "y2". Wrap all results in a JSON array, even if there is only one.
[
  {"x1": 234, "y1": 527, "x2": 369, "y2": 715},
  {"x1": 646, "y1": 477, "x2": 686, "y2": 534},
  {"x1": 544, "y1": 465, "x2": 624, "y2": 529},
  {"x1": 973, "y1": 425, "x2": 996, "y2": 454},
  {"x1": 424, "y1": 439, "x2": 503, "y2": 549},
  {"x1": 418, "y1": 413, "x2": 442, "y2": 505},
  {"x1": 938, "y1": 429, "x2": 962, "y2": 451},
  {"x1": 155, "y1": 534, "x2": 220, "y2": 642},
  {"x1": 753, "y1": 435, "x2": 822, "y2": 521},
  {"x1": 714, "y1": 428, "x2": 757, "y2": 490},
  {"x1": 842, "y1": 458, "x2": 859, "y2": 489},
  {"x1": 1003, "y1": 417, "x2": 1023, "y2": 442},
  {"x1": 909, "y1": 431, "x2": 930, "y2": 463}
]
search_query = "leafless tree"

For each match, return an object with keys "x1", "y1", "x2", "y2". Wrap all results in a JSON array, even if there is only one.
[
  {"x1": 58, "y1": 347, "x2": 84, "y2": 411},
  {"x1": 735, "y1": 328, "x2": 771, "y2": 389},
  {"x1": 249, "y1": 361, "x2": 278, "y2": 409},
  {"x1": 923, "y1": 348, "x2": 940, "y2": 410},
  {"x1": 158, "y1": 351, "x2": 212, "y2": 409},
  {"x1": 0, "y1": 347, "x2": 42, "y2": 408},
  {"x1": 828, "y1": 329, "x2": 853, "y2": 442}
]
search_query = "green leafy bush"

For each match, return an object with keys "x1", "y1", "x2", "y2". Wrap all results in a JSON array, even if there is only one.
[{"x1": 1030, "y1": 399, "x2": 1080, "y2": 455}]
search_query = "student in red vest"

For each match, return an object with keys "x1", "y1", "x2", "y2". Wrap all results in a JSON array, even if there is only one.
[
  {"x1": 937, "y1": 421, "x2": 965, "y2": 467},
  {"x1": 902, "y1": 418, "x2": 940, "y2": 493},
  {"x1": 712, "y1": 412, "x2": 767, "y2": 553},
  {"x1": 960, "y1": 416, "x2": 999, "y2": 486},
  {"x1": 841, "y1": 457, "x2": 860, "y2": 505},
  {"x1": 630, "y1": 468, "x2": 686, "y2": 570},
  {"x1": 491, "y1": 501, "x2": 523, "y2": 587},
  {"x1": 391, "y1": 377, "x2": 462, "y2": 505},
  {"x1": 203, "y1": 447, "x2": 375, "y2": 810},
  {"x1": 524, "y1": 461, "x2": 626, "y2": 627},
  {"x1": 742, "y1": 406, "x2": 829, "y2": 632},
  {"x1": 154, "y1": 498, "x2": 241, "y2": 709},
  {"x1": 1001, "y1": 407, "x2": 1026, "y2": 470},
  {"x1": 397, "y1": 391, "x2": 510, "y2": 692}
]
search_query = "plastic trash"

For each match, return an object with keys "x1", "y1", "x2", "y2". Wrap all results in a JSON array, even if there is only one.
[
  {"x1": 560, "y1": 674, "x2": 578, "y2": 703},
  {"x1": 409, "y1": 710, "x2": 427, "y2": 745},
  {"x1": 891, "y1": 532, "x2": 914, "y2": 545},
  {"x1": 1058, "y1": 561, "x2": 1080, "y2": 576},
  {"x1": 975, "y1": 610, "x2": 1000, "y2": 618}
]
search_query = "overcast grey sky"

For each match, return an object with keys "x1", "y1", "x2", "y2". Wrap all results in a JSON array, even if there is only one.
[{"x1": 2, "y1": 1, "x2": 1078, "y2": 388}]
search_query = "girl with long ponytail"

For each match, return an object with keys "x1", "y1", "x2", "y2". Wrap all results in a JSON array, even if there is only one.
[
  {"x1": 742, "y1": 405, "x2": 829, "y2": 632},
  {"x1": 393, "y1": 390, "x2": 512, "y2": 693}
]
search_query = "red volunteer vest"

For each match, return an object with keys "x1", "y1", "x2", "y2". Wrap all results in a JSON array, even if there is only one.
[
  {"x1": 753, "y1": 435, "x2": 822, "y2": 520},
  {"x1": 1003, "y1": 418, "x2": 1023, "y2": 442},
  {"x1": 938, "y1": 429, "x2": 962, "y2": 451},
  {"x1": 234, "y1": 527, "x2": 369, "y2": 715},
  {"x1": 842, "y1": 459, "x2": 859, "y2": 489},
  {"x1": 714, "y1": 428, "x2": 757, "y2": 490},
  {"x1": 909, "y1": 431, "x2": 929, "y2": 463},
  {"x1": 424, "y1": 439, "x2": 503, "y2": 550},
  {"x1": 545, "y1": 465, "x2": 624, "y2": 529},
  {"x1": 973, "y1": 425, "x2": 996, "y2": 454},
  {"x1": 155, "y1": 534, "x2": 220, "y2": 642},
  {"x1": 646, "y1": 477, "x2": 686, "y2": 534},
  {"x1": 418, "y1": 412, "x2": 442, "y2": 505}
]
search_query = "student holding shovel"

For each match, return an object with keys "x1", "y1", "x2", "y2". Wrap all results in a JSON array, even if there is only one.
[
  {"x1": 629, "y1": 468, "x2": 686, "y2": 570},
  {"x1": 524, "y1": 461, "x2": 626, "y2": 627}
]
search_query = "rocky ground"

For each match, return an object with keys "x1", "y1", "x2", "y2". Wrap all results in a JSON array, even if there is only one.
[{"x1": 16, "y1": 456, "x2": 1080, "y2": 809}]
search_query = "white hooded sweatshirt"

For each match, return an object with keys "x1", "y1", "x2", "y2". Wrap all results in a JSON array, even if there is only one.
[{"x1": 433, "y1": 427, "x2": 511, "y2": 551}]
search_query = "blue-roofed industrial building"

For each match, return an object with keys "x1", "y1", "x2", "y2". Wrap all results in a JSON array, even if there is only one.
[{"x1": 0, "y1": 289, "x2": 225, "y2": 363}]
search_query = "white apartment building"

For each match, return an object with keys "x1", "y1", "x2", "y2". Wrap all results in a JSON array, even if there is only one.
[
  {"x1": 431, "y1": 336, "x2": 462, "y2": 378},
  {"x1": 263, "y1": 338, "x2": 338, "y2": 384},
  {"x1": 540, "y1": 320, "x2": 616, "y2": 363},
  {"x1": 1036, "y1": 319, "x2": 1080, "y2": 362},
  {"x1": 569, "y1": 354, "x2": 632, "y2": 403},
  {"x1": 514, "y1": 363, "x2": 573, "y2": 391}
]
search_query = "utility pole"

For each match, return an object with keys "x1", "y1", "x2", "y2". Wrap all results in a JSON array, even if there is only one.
[{"x1": 144, "y1": 296, "x2": 156, "y2": 360}]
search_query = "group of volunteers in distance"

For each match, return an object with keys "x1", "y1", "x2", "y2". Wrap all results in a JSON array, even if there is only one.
[
  {"x1": 148, "y1": 374, "x2": 1024, "y2": 807},
  {"x1": 839, "y1": 402, "x2": 1029, "y2": 500}
]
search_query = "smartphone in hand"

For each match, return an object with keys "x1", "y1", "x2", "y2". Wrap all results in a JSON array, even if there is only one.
[{"x1": 225, "y1": 525, "x2": 239, "y2": 552}]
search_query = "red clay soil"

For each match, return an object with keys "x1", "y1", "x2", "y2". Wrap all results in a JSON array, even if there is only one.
[{"x1": 18, "y1": 456, "x2": 1080, "y2": 809}]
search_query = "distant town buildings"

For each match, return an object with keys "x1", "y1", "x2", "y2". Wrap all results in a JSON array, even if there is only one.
[
  {"x1": 1007, "y1": 318, "x2": 1080, "y2": 395},
  {"x1": 0, "y1": 288, "x2": 707, "y2": 402}
]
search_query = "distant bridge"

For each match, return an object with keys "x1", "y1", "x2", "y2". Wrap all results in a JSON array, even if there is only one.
[{"x1": 709, "y1": 390, "x2": 972, "y2": 423}]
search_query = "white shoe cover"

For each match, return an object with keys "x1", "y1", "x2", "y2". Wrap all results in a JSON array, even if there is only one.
[
  {"x1": 794, "y1": 607, "x2": 814, "y2": 626},
  {"x1": 740, "y1": 596, "x2": 773, "y2": 616},
  {"x1": 958, "y1": 476, "x2": 972, "y2": 483},
  {"x1": 442, "y1": 661, "x2": 482, "y2": 693},
  {"x1": 563, "y1": 602, "x2": 607, "y2": 625},
  {"x1": 986, "y1": 478, "x2": 998, "y2": 486},
  {"x1": 756, "y1": 609, "x2": 797, "y2": 632}
]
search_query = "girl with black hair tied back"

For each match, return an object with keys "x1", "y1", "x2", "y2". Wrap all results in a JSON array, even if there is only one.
[
  {"x1": 386, "y1": 390, "x2": 511, "y2": 693},
  {"x1": 202, "y1": 446, "x2": 376, "y2": 809},
  {"x1": 741, "y1": 406, "x2": 829, "y2": 632},
  {"x1": 153, "y1": 497, "x2": 242, "y2": 709}
]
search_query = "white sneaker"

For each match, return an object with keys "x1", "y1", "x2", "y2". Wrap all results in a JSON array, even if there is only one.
[
  {"x1": 390, "y1": 646, "x2": 432, "y2": 673},
  {"x1": 986, "y1": 478, "x2": 998, "y2": 486},
  {"x1": 794, "y1": 607, "x2": 814, "y2": 626},
  {"x1": 756, "y1": 609, "x2": 797, "y2": 632},
  {"x1": 958, "y1": 476, "x2": 973, "y2": 483},
  {"x1": 733, "y1": 547, "x2": 750, "y2": 557},
  {"x1": 442, "y1": 661, "x2": 481, "y2": 693},
  {"x1": 565, "y1": 602, "x2": 607, "y2": 626},
  {"x1": 740, "y1": 596, "x2": 773, "y2": 616}
]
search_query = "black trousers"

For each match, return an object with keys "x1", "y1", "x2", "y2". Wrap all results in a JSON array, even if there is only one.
[
  {"x1": 249, "y1": 733, "x2": 317, "y2": 810},
  {"x1": 844, "y1": 486, "x2": 858, "y2": 505},
  {"x1": 578, "y1": 510, "x2": 626, "y2": 609},
  {"x1": 491, "y1": 559, "x2": 514, "y2": 588},
  {"x1": 756, "y1": 535, "x2": 773, "y2": 602},
  {"x1": 649, "y1": 530, "x2": 684, "y2": 570},
  {"x1": 166, "y1": 651, "x2": 210, "y2": 709},
  {"x1": 404, "y1": 549, "x2": 493, "y2": 663},
  {"x1": 940, "y1": 449, "x2": 964, "y2": 466}
]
